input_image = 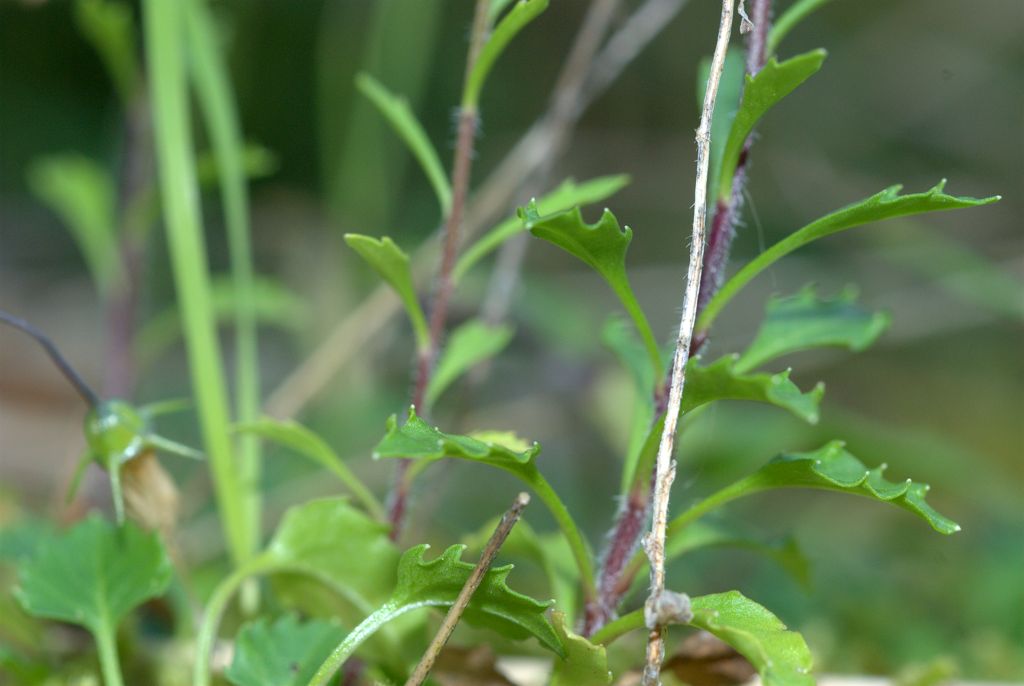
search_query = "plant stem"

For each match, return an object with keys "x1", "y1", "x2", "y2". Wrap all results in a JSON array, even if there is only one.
[
  {"x1": 193, "y1": 557, "x2": 280, "y2": 686},
  {"x1": 308, "y1": 603, "x2": 407, "y2": 686},
  {"x1": 528, "y1": 472, "x2": 597, "y2": 603},
  {"x1": 642, "y1": 1, "x2": 735, "y2": 683},
  {"x1": 590, "y1": 608, "x2": 645, "y2": 647},
  {"x1": 184, "y1": 0, "x2": 263, "y2": 569},
  {"x1": 389, "y1": 0, "x2": 491, "y2": 538},
  {"x1": 94, "y1": 624, "x2": 125, "y2": 686},
  {"x1": 693, "y1": 0, "x2": 772, "y2": 354},
  {"x1": 405, "y1": 493, "x2": 530, "y2": 686},
  {"x1": 142, "y1": 0, "x2": 249, "y2": 568}
]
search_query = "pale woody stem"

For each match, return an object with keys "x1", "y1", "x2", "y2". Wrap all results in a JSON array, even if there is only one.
[{"x1": 641, "y1": 1, "x2": 737, "y2": 683}]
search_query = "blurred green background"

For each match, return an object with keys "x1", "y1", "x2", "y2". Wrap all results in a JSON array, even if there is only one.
[{"x1": 1, "y1": 0, "x2": 1020, "y2": 680}]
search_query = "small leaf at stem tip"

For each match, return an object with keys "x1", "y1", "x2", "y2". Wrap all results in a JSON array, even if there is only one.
[
  {"x1": 344, "y1": 234, "x2": 430, "y2": 350},
  {"x1": 226, "y1": 614, "x2": 347, "y2": 686},
  {"x1": 463, "y1": 0, "x2": 549, "y2": 109},
  {"x1": 718, "y1": 49, "x2": 827, "y2": 201},
  {"x1": 393, "y1": 543, "x2": 563, "y2": 656},
  {"x1": 736, "y1": 285, "x2": 890, "y2": 373}
]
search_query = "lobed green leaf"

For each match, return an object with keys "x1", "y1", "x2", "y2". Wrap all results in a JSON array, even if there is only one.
[
  {"x1": 226, "y1": 615, "x2": 347, "y2": 686},
  {"x1": 454, "y1": 174, "x2": 630, "y2": 282},
  {"x1": 463, "y1": 0, "x2": 549, "y2": 109},
  {"x1": 718, "y1": 50, "x2": 827, "y2": 201},
  {"x1": 374, "y1": 411, "x2": 597, "y2": 601},
  {"x1": 356, "y1": 73, "x2": 451, "y2": 216},
  {"x1": 392, "y1": 543, "x2": 562, "y2": 655},
  {"x1": 670, "y1": 441, "x2": 961, "y2": 536},
  {"x1": 698, "y1": 181, "x2": 1001, "y2": 333},
  {"x1": 737, "y1": 285, "x2": 890, "y2": 373},
  {"x1": 522, "y1": 203, "x2": 662, "y2": 375},
  {"x1": 16, "y1": 516, "x2": 171, "y2": 635},
  {"x1": 684, "y1": 355, "x2": 824, "y2": 423},
  {"x1": 263, "y1": 497, "x2": 400, "y2": 613},
  {"x1": 344, "y1": 234, "x2": 430, "y2": 350},
  {"x1": 426, "y1": 319, "x2": 515, "y2": 406},
  {"x1": 374, "y1": 408, "x2": 540, "y2": 480},
  {"x1": 689, "y1": 591, "x2": 814, "y2": 686}
]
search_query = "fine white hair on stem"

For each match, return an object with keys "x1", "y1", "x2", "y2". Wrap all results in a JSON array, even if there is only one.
[{"x1": 640, "y1": 1, "x2": 737, "y2": 684}]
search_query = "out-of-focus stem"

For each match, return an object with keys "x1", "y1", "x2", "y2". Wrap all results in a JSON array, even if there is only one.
[{"x1": 387, "y1": 0, "x2": 491, "y2": 539}]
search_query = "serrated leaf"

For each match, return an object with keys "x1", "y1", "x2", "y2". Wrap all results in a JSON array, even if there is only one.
[
  {"x1": 263, "y1": 497, "x2": 400, "y2": 614},
  {"x1": 550, "y1": 610, "x2": 611, "y2": 685},
  {"x1": 768, "y1": 0, "x2": 837, "y2": 54},
  {"x1": 463, "y1": 0, "x2": 548, "y2": 109},
  {"x1": 737, "y1": 286, "x2": 890, "y2": 373},
  {"x1": 684, "y1": 355, "x2": 823, "y2": 423},
  {"x1": 689, "y1": 591, "x2": 814, "y2": 686},
  {"x1": 235, "y1": 419, "x2": 384, "y2": 520},
  {"x1": 136, "y1": 275, "x2": 306, "y2": 368},
  {"x1": 427, "y1": 320, "x2": 514, "y2": 406},
  {"x1": 671, "y1": 442, "x2": 960, "y2": 536},
  {"x1": 16, "y1": 515, "x2": 171, "y2": 641},
  {"x1": 226, "y1": 615, "x2": 347, "y2": 686},
  {"x1": 462, "y1": 516, "x2": 578, "y2": 621},
  {"x1": 698, "y1": 181, "x2": 1001, "y2": 332},
  {"x1": 375, "y1": 409, "x2": 540, "y2": 481},
  {"x1": 718, "y1": 50, "x2": 827, "y2": 200},
  {"x1": 306, "y1": 543, "x2": 563, "y2": 684},
  {"x1": 374, "y1": 411, "x2": 597, "y2": 602},
  {"x1": 75, "y1": 0, "x2": 140, "y2": 102},
  {"x1": 522, "y1": 203, "x2": 661, "y2": 374},
  {"x1": 344, "y1": 234, "x2": 430, "y2": 350},
  {"x1": 455, "y1": 174, "x2": 630, "y2": 282},
  {"x1": 356, "y1": 73, "x2": 451, "y2": 216},
  {"x1": 394, "y1": 544, "x2": 561, "y2": 654},
  {"x1": 27, "y1": 155, "x2": 120, "y2": 295}
]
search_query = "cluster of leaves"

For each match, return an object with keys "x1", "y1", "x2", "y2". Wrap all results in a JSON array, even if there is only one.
[{"x1": 1, "y1": 0, "x2": 1001, "y2": 685}]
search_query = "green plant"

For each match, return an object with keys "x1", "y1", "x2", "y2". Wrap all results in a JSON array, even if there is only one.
[{"x1": 0, "y1": 0, "x2": 1007, "y2": 684}]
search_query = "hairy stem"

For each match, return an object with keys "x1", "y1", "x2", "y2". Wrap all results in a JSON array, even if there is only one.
[
  {"x1": 694, "y1": 0, "x2": 773, "y2": 354},
  {"x1": 642, "y1": 2, "x2": 735, "y2": 683},
  {"x1": 388, "y1": 0, "x2": 491, "y2": 539},
  {"x1": 405, "y1": 493, "x2": 530, "y2": 686}
]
